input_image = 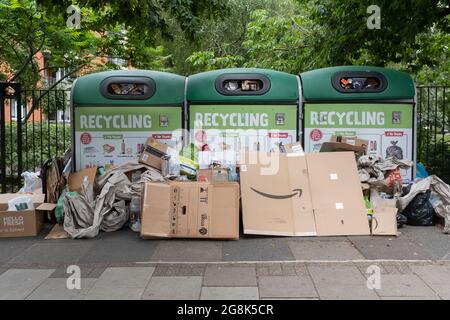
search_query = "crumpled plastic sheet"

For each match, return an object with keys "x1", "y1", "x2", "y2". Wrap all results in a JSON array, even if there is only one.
[
  {"x1": 397, "y1": 175, "x2": 450, "y2": 233},
  {"x1": 358, "y1": 156, "x2": 414, "y2": 183},
  {"x1": 64, "y1": 160, "x2": 165, "y2": 239}
]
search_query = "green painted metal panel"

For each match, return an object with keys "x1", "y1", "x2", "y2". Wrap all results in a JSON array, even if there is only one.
[
  {"x1": 187, "y1": 68, "x2": 299, "y2": 103},
  {"x1": 300, "y1": 66, "x2": 415, "y2": 101},
  {"x1": 72, "y1": 70, "x2": 185, "y2": 106},
  {"x1": 189, "y1": 104, "x2": 297, "y2": 130}
]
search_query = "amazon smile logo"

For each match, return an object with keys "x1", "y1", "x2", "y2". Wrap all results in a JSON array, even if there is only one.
[{"x1": 250, "y1": 187, "x2": 302, "y2": 199}]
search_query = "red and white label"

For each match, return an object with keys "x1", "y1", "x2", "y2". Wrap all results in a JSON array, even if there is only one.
[
  {"x1": 152, "y1": 133, "x2": 173, "y2": 139},
  {"x1": 310, "y1": 129, "x2": 323, "y2": 142},
  {"x1": 80, "y1": 132, "x2": 92, "y2": 145},
  {"x1": 385, "y1": 131, "x2": 404, "y2": 137}
]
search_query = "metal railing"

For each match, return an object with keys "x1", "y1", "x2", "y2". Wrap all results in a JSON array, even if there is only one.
[
  {"x1": 416, "y1": 86, "x2": 449, "y2": 182},
  {"x1": 0, "y1": 83, "x2": 71, "y2": 193}
]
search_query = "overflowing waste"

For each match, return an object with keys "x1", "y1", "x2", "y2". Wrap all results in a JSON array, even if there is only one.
[{"x1": 2, "y1": 134, "x2": 450, "y2": 240}]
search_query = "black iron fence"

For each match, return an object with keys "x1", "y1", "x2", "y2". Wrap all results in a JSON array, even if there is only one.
[
  {"x1": 0, "y1": 83, "x2": 449, "y2": 193},
  {"x1": 416, "y1": 86, "x2": 450, "y2": 183},
  {"x1": 0, "y1": 83, "x2": 71, "y2": 193}
]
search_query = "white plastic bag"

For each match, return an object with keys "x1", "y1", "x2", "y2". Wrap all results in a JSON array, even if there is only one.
[
  {"x1": 7, "y1": 196, "x2": 35, "y2": 211},
  {"x1": 19, "y1": 171, "x2": 42, "y2": 193}
]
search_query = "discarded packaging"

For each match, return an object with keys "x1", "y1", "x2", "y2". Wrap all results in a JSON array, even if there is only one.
[
  {"x1": 239, "y1": 151, "x2": 371, "y2": 237},
  {"x1": 141, "y1": 181, "x2": 239, "y2": 239},
  {"x1": 138, "y1": 137, "x2": 170, "y2": 170}
]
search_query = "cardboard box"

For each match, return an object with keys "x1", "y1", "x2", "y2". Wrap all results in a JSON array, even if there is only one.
[
  {"x1": 320, "y1": 135, "x2": 368, "y2": 156},
  {"x1": 239, "y1": 152, "x2": 316, "y2": 236},
  {"x1": 68, "y1": 167, "x2": 97, "y2": 194},
  {"x1": 281, "y1": 142, "x2": 304, "y2": 154},
  {"x1": 197, "y1": 168, "x2": 229, "y2": 183},
  {"x1": 141, "y1": 181, "x2": 239, "y2": 239},
  {"x1": 239, "y1": 151, "x2": 371, "y2": 237},
  {"x1": 306, "y1": 152, "x2": 371, "y2": 236},
  {"x1": 371, "y1": 207, "x2": 398, "y2": 236},
  {"x1": 138, "y1": 138, "x2": 169, "y2": 170},
  {"x1": 329, "y1": 135, "x2": 368, "y2": 147},
  {"x1": 0, "y1": 194, "x2": 48, "y2": 238}
]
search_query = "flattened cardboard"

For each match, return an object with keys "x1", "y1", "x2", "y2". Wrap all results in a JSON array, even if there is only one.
[
  {"x1": 372, "y1": 207, "x2": 398, "y2": 236},
  {"x1": 141, "y1": 181, "x2": 239, "y2": 239},
  {"x1": 239, "y1": 152, "x2": 316, "y2": 236},
  {"x1": 306, "y1": 152, "x2": 371, "y2": 236},
  {"x1": 138, "y1": 137, "x2": 169, "y2": 170},
  {"x1": 68, "y1": 167, "x2": 97, "y2": 194}
]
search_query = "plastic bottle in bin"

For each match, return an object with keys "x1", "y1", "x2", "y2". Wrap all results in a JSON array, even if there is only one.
[{"x1": 129, "y1": 196, "x2": 141, "y2": 232}]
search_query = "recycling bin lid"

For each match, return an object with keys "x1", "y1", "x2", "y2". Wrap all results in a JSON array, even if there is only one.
[
  {"x1": 187, "y1": 68, "x2": 299, "y2": 103},
  {"x1": 300, "y1": 66, "x2": 415, "y2": 102},
  {"x1": 72, "y1": 70, "x2": 186, "y2": 106}
]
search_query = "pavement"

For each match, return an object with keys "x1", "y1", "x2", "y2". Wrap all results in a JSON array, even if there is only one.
[{"x1": 0, "y1": 223, "x2": 449, "y2": 300}]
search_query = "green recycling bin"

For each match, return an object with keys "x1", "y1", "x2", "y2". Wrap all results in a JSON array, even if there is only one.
[
  {"x1": 300, "y1": 66, "x2": 416, "y2": 180},
  {"x1": 186, "y1": 68, "x2": 300, "y2": 155},
  {"x1": 71, "y1": 70, "x2": 185, "y2": 170}
]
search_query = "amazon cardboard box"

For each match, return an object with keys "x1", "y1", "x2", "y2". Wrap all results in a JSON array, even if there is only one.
[
  {"x1": 239, "y1": 151, "x2": 371, "y2": 236},
  {"x1": 141, "y1": 181, "x2": 239, "y2": 239},
  {"x1": 371, "y1": 207, "x2": 398, "y2": 236},
  {"x1": 0, "y1": 194, "x2": 47, "y2": 238},
  {"x1": 239, "y1": 152, "x2": 316, "y2": 236},
  {"x1": 138, "y1": 137, "x2": 169, "y2": 170}
]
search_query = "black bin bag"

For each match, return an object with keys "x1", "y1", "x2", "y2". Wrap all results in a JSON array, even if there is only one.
[{"x1": 402, "y1": 190, "x2": 435, "y2": 226}]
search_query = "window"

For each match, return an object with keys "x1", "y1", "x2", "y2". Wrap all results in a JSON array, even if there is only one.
[
  {"x1": 10, "y1": 100, "x2": 27, "y2": 121},
  {"x1": 332, "y1": 71, "x2": 387, "y2": 93},
  {"x1": 215, "y1": 74, "x2": 270, "y2": 96},
  {"x1": 100, "y1": 77, "x2": 156, "y2": 100}
]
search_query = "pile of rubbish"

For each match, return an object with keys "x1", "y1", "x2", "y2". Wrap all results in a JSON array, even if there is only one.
[{"x1": 1, "y1": 135, "x2": 450, "y2": 240}]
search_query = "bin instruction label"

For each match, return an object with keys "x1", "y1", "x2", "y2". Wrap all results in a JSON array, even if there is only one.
[
  {"x1": 74, "y1": 106, "x2": 182, "y2": 170},
  {"x1": 190, "y1": 105, "x2": 297, "y2": 153},
  {"x1": 304, "y1": 103, "x2": 414, "y2": 180}
]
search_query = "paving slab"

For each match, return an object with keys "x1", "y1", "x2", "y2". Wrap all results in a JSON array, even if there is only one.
[
  {"x1": 375, "y1": 274, "x2": 439, "y2": 298},
  {"x1": 152, "y1": 264, "x2": 206, "y2": 277},
  {"x1": 258, "y1": 275, "x2": 318, "y2": 298},
  {"x1": 26, "y1": 278, "x2": 97, "y2": 300},
  {"x1": 308, "y1": 265, "x2": 378, "y2": 299},
  {"x1": 83, "y1": 267, "x2": 154, "y2": 300},
  {"x1": 401, "y1": 225, "x2": 450, "y2": 260},
  {"x1": 411, "y1": 265, "x2": 450, "y2": 285},
  {"x1": 142, "y1": 276, "x2": 203, "y2": 300},
  {"x1": 223, "y1": 238, "x2": 294, "y2": 261},
  {"x1": 0, "y1": 240, "x2": 34, "y2": 265},
  {"x1": 84, "y1": 286, "x2": 145, "y2": 300},
  {"x1": 349, "y1": 236, "x2": 433, "y2": 260},
  {"x1": 92, "y1": 267, "x2": 154, "y2": 288},
  {"x1": 200, "y1": 287, "x2": 259, "y2": 300},
  {"x1": 203, "y1": 266, "x2": 257, "y2": 286},
  {"x1": 0, "y1": 268, "x2": 54, "y2": 300},
  {"x1": 49, "y1": 266, "x2": 106, "y2": 279},
  {"x1": 288, "y1": 240, "x2": 364, "y2": 261},
  {"x1": 8, "y1": 242, "x2": 95, "y2": 267},
  {"x1": 151, "y1": 241, "x2": 222, "y2": 262},
  {"x1": 79, "y1": 232, "x2": 159, "y2": 264}
]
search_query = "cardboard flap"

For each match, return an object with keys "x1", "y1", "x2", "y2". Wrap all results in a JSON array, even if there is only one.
[
  {"x1": 306, "y1": 152, "x2": 371, "y2": 236},
  {"x1": 68, "y1": 167, "x2": 97, "y2": 193},
  {"x1": 36, "y1": 203, "x2": 57, "y2": 211},
  {"x1": 0, "y1": 193, "x2": 45, "y2": 211}
]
